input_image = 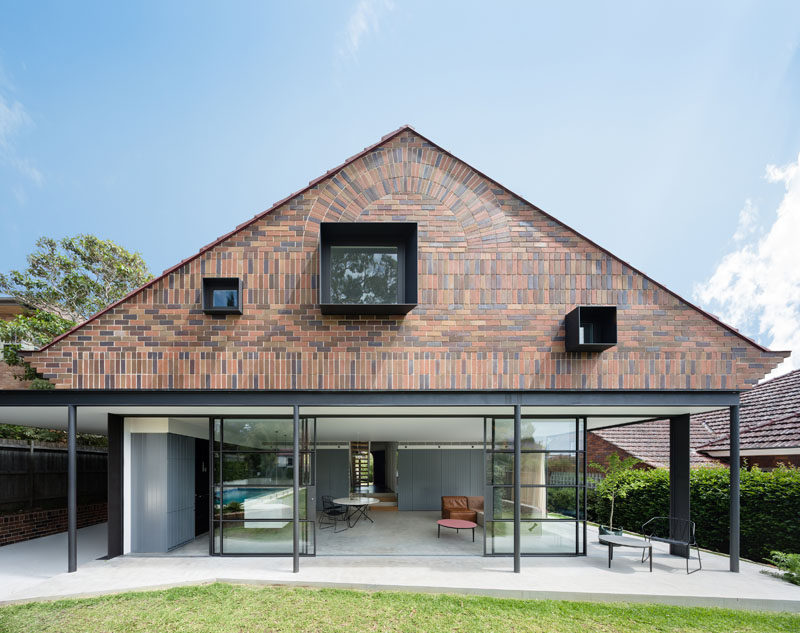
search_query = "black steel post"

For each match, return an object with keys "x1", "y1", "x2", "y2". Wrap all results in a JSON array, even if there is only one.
[
  {"x1": 730, "y1": 404, "x2": 740, "y2": 572},
  {"x1": 669, "y1": 414, "x2": 691, "y2": 557},
  {"x1": 513, "y1": 404, "x2": 521, "y2": 573},
  {"x1": 67, "y1": 405, "x2": 77, "y2": 573},
  {"x1": 293, "y1": 405, "x2": 300, "y2": 573}
]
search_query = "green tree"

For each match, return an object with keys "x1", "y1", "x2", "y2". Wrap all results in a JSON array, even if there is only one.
[
  {"x1": 0, "y1": 234, "x2": 152, "y2": 389},
  {"x1": 590, "y1": 453, "x2": 643, "y2": 532}
]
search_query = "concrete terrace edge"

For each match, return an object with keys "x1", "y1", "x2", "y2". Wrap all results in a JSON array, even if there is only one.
[{"x1": 1, "y1": 577, "x2": 799, "y2": 613}]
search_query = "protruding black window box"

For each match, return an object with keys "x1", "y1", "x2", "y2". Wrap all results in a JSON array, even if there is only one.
[
  {"x1": 202, "y1": 277, "x2": 243, "y2": 315},
  {"x1": 319, "y1": 222, "x2": 418, "y2": 315},
  {"x1": 565, "y1": 306, "x2": 617, "y2": 352}
]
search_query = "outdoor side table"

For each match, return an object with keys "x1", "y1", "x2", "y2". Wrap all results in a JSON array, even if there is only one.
[
  {"x1": 437, "y1": 519, "x2": 477, "y2": 542},
  {"x1": 599, "y1": 535, "x2": 653, "y2": 572}
]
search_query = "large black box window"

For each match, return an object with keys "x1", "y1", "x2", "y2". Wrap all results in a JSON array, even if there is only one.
[
  {"x1": 202, "y1": 277, "x2": 243, "y2": 315},
  {"x1": 565, "y1": 306, "x2": 617, "y2": 352},
  {"x1": 320, "y1": 222, "x2": 417, "y2": 315}
]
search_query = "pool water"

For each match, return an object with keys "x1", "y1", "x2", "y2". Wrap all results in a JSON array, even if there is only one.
[{"x1": 218, "y1": 488, "x2": 282, "y2": 505}]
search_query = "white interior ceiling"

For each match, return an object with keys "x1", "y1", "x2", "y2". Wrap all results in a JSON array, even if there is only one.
[{"x1": 0, "y1": 404, "x2": 726, "y2": 438}]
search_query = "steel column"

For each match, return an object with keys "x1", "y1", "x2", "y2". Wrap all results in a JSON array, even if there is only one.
[
  {"x1": 293, "y1": 405, "x2": 300, "y2": 573},
  {"x1": 730, "y1": 404, "x2": 740, "y2": 572},
  {"x1": 513, "y1": 404, "x2": 521, "y2": 573},
  {"x1": 669, "y1": 414, "x2": 691, "y2": 557},
  {"x1": 67, "y1": 405, "x2": 77, "y2": 573}
]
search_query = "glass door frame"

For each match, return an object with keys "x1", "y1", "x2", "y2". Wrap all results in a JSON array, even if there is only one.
[
  {"x1": 483, "y1": 415, "x2": 587, "y2": 557},
  {"x1": 209, "y1": 415, "x2": 316, "y2": 557}
]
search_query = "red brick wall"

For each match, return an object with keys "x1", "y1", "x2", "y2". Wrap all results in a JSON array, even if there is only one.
[
  {"x1": 587, "y1": 432, "x2": 652, "y2": 472},
  {"x1": 0, "y1": 502, "x2": 107, "y2": 546},
  {"x1": 0, "y1": 363, "x2": 27, "y2": 390},
  {"x1": 29, "y1": 130, "x2": 786, "y2": 390}
]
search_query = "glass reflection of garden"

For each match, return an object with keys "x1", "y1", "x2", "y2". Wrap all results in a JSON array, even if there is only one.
[
  {"x1": 212, "y1": 418, "x2": 313, "y2": 555},
  {"x1": 485, "y1": 418, "x2": 585, "y2": 555}
]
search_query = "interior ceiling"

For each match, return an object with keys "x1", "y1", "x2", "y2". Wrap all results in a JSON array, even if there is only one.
[{"x1": 0, "y1": 404, "x2": 725, "y2": 438}]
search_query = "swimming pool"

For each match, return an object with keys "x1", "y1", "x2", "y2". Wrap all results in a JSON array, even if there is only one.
[{"x1": 218, "y1": 488, "x2": 283, "y2": 505}]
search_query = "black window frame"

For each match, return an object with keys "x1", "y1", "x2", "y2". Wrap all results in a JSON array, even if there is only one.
[
  {"x1": 202, "y1": 277, "x2": 243, "y2": 315},
  {"x1": 319, "y1": 222, "x2": 418, "y2": 315},
  {"x1": 565, "y1": 306, "x2": 617, "y2": 352}
]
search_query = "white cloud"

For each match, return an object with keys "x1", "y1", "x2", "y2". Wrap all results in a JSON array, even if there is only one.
[
  {"x1": 339, "y1": 0, "x2": 394, "y2": 61},
  {"x1": 0, "y1": 89, "x2": 43, "y2": 190},
  {"x1": 732, "y1": 198, "x2": 759, "y2": 242},
  {"x1": 694, "y1": 153, "x2": 800, "y2": 378}
]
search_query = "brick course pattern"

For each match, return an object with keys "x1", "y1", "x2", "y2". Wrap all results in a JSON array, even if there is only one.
[
  {"x1": 0, "y1": 502, "x2": 107, "y2": 546},
  {"x1": 26, "y1": 128, "x2": 786, "y2": 390}
]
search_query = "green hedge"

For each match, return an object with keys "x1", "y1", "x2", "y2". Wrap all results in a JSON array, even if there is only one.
[{"x1": 588, "y1": 465, "x2": 800, "y2": 563}]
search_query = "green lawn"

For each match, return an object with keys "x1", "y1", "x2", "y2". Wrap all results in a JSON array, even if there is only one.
[{"x1": 0, "y1": 583, "x2": 797, "y2": 633}]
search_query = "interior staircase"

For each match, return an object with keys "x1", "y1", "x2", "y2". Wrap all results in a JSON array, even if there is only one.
[{"x1": 350, "y1": 441, "x2": 371, "y2": 491}]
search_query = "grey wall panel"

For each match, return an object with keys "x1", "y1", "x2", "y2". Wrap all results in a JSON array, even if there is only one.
[
  {"x1": 441, "y1": 450, "x2": 472, "y2": 497},
  {"x1": 315, "y1": 450, "x2": 349, "y2": 511},
  {"x1": 131, "y1": 433, "x2": 167, "y2": 553},
  {"x1": 166, "y1": 434, "x2": 195, "y2": 550},
  {"x1": 411, "y1": 450, "x2": 442, "y2": 511},
  {"x1": 470, "y1": 449, "x2": 484, "y2": 495},
  {"x1": 397, "y1": 450, "x2": 413, "y2": 511}
]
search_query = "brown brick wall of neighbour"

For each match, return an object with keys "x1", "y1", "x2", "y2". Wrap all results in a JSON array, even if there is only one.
[
  {"x1": 0, "y1": 363, "x2": 28, "y2": 390},
  {"x1": 0, "y1": 502, "x2": 107, "y2": 546},
  {"x1": 27, "y1": 130, "x2": 786, "y2": 390},
  {"x1": 734, "y1": 455, "x2": 800, "y2": 469},
  {"x1": 587, "y1": 432, "x2": 652, "y2": 471}
]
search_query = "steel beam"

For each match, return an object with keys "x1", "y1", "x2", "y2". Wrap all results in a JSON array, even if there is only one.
[
  {"x1": 669, "y1": 414, "x2": 690, "y2": 557},
  {"x1": 513, "y1": 404, "x2": 521, "y2": 573},
  {"x1": 293, "y1": 404, "x2": 300, "y2": 573},
  {"x1": 730, "y1": 404, "x2": 740, "y2": 572},
  {"x1": 67, "y1": 405, "x2": 77, "y2": 572}
]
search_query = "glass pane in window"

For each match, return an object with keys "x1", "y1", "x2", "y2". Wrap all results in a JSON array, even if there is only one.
[
  {"x1": 330, "y1": 246, "x2": 398, "y2": 304},
  {"x1": 215, "y1": 520, "x2": 311, "y2": 554},
  {"x1": 217, "y1": 453, "x2": 308, "y2": 487},
  {"x1": 212, "y1": 289, "x2": 238, "y2": 308},
  {"x1": 490, "y1": 487, "x2": 578, "y2": 519},
  {"x1": 218, "y1": 487, "x2": 307, "y2": 520},
  {"x1": 221, "y1": 418, "x2": 307, "y2": 451},
  {"x1": 492, "y1": 419, "x2": 577, "y2": 450},
  {"x1": 487, "y1": 521, "x2": 577, "y2": 554}
]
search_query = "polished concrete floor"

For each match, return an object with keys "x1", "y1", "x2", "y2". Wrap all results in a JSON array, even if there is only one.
[
  {"x1": 316, "y1": 510, "x2": 482, "y2": 556},
  {"x1": 3, "y1": 523, "x2": 799, "y2": 611}
]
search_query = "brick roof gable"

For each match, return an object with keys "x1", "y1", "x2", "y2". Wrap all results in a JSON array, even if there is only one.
[{"x1": 22, "y1": 126, "x2": 789, "y2": 390}]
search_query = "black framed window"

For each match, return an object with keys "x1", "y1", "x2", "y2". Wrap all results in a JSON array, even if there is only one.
[
  {"x1": 319, "y1": 222, "x2": 417, "y2": 315},
  {"x1": 484, "y1": 417, "x2": 587, "y2": 556},
  {"x1": 202, "y1": 278, "x2": 243, "y2": 315}
]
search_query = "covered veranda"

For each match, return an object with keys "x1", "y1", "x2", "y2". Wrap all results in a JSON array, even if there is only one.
[{"x1": 0, "y1": 389, "x2": 744, "y2": 576}]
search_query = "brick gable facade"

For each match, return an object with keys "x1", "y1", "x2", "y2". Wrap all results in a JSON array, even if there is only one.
[{"x1": 26, "y1": 128, "x2": 787, "y2": 390}]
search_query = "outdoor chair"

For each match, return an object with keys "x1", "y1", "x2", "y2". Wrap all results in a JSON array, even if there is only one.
[
  {"x1": 641, "y1": 516, "x2": 701, "y2": 573},
  {"x1": 319, "y1": 495, "x2": 348, "y2": 533}
]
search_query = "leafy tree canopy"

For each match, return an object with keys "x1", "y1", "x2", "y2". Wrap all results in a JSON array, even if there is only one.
[{"x1": 0, "y1": 234, "x2": 152, "y2": 388}]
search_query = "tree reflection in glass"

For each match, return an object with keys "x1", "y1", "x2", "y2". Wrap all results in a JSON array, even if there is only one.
[{"x1": 330, "y1": 246, "x2": 398, "y2": 304}]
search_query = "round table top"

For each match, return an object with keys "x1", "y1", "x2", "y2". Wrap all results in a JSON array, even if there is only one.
[
  {"x1": 437, "y1": 518, "x2": 477, "y2": 529},
  {"x1": 332, "y1": 496, "x2": 380, "y2": 506}
]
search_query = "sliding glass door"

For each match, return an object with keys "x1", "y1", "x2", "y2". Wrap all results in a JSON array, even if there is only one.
[
  {"x1": 484, "y1": 417, "x2": 586, "y2": 556},
  {"x1": 211, "y1": 417, "x2": 315, "y2": 556}
]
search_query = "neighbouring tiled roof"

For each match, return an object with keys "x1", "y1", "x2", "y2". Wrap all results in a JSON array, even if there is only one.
[
  {"x1": 593, "y1": 418, "x2": 720, "y2": 468},
  {"x1": 698, "y1": 411, "x2": 800, "y2": 452},
  {"x1": 694, "y1": 368, "x2": 800, "y2": 437},
  {"x1": 594, "y1": 368, "x2": 800, "y2": 464}
]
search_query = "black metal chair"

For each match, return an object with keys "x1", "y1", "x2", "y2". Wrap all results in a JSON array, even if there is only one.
[
  {"x1": 319, "y1": 495, "x2": 348, "y2": 533},
  {"x1": 641, "y1": 516, "x2": 702, "y2": 573}
]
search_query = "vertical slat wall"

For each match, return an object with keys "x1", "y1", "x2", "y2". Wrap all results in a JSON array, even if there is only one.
[
  {"x1": 397, "y1": 449, "x2": 482, "y2": 511},
  {"x1": 167, "y1": 434, "x2": 195, "y2": 550},
  {"x1": 131, "y1": 434, "x2": 168, "y2": 553}
]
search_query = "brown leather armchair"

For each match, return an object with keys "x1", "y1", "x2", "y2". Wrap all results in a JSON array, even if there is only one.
[{"x1": 441, "y1": 496, "x2": 484, "y2": 523}]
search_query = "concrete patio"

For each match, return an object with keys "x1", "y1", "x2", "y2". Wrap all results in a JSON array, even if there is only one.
[{"x1": 1, "y1": 522, "x2": 798, "y2": 611}]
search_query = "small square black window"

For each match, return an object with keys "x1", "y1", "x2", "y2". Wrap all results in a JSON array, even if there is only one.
[
  {"x1": 565, "y1": 306, "x2": 616, "y2": 352},
  {"x1": 202, "y1": 278, "x2": 243, "y2": 315},
  {"x1": 319, "y1": 222, "x2": 418, "y2": 315}
]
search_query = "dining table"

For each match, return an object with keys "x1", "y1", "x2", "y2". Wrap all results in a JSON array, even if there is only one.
[{"x1": 332, "y1": 496, "x2": 380, "y2": 528}]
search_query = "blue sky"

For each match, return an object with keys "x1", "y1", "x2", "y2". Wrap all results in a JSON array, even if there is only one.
[{"x1": 1, "y1": 1, "x2": 799, "y2": 372}]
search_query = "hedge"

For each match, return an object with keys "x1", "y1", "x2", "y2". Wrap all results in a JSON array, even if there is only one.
[{"x1": 588, "y1": 464, "x2": 800, "y2": 563}]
